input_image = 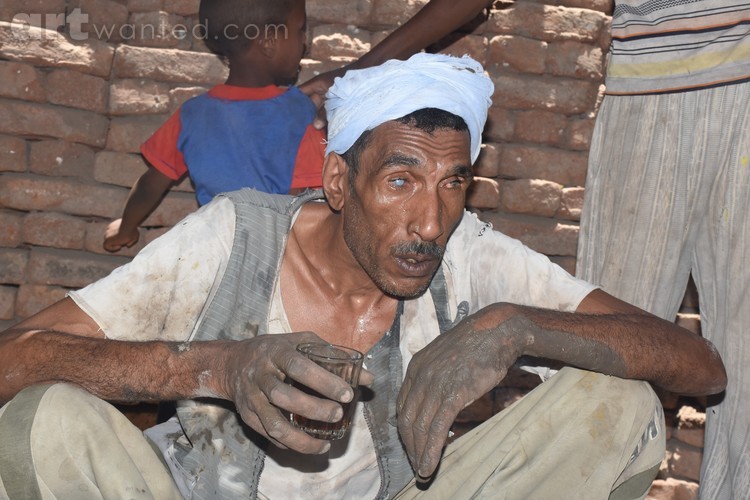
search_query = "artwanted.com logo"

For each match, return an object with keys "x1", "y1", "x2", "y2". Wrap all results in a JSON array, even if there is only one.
[{"x1": 9, "y1": 9, "x2": 289, "y2": 42}]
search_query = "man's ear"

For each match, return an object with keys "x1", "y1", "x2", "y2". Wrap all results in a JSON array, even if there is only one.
[{"x1": 322, "y1": 153, "x2": 349, "y2": 211}]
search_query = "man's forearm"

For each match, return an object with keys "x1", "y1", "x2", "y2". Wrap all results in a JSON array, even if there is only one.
[
  {"x1": 478, "y1": 302, "x2": 726, "y2": 396},
  {"x1": 0, "y1": 329, "x2": 225, "y2": 405}
]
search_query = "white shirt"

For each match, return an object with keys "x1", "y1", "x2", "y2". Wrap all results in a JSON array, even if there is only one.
[{"x1": 70, "y1": 196, "x2": 596, "y2": 499}]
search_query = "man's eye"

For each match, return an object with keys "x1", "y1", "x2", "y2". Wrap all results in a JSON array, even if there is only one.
[{"x1": 389, "y1": 178, "x2": 407, "y2": 188}]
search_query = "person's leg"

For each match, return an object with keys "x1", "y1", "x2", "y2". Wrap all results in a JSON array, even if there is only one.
[
  {"x1": 576, "y1": 92, "x2": 704, "y2": 318},
  {"x1": 395, "y1": 367, "x2": 664, "y2": 500},
  {"x1": 0, "y1": 383, "x2": 182, "y2": 499},
  {"x1": 691, "y1": 81, "x2": 750, "y2": 500}
]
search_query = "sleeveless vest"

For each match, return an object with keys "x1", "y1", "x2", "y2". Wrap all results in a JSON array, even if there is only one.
[{"x1": 174, "y1": 189, "x2": 454, "y2": 499}]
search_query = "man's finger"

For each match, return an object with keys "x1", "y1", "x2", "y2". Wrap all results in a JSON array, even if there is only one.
[
  {"x1": 282, "y1": 354, "x2": 354, "y2": 403},
  {"x1": 416, "y1": 401, "x2": 457, "y2": 478},
  {"x1": 265, "y1": 374, "x2": 344, "y2": 422},
  {"x1": 396, "y1": 376, "x2": 428, "y2": 471},
  {"x1": 242, "y1": 392, "x2": 331, "y2": 455}
]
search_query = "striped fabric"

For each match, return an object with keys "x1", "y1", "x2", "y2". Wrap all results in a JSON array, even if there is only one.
[
  {"x1": 605, "y1": 1, "x2": 750, "y2": 94},
  {"x1": 577, "y1": 82, "x2": 750, "y2": 499}
]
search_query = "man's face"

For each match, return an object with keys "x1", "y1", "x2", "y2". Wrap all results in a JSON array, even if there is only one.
[{"x1": 341, "y1": 121, "x2": 473, "y2": 299}]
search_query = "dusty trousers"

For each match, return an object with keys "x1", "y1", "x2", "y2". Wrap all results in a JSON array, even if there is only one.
[
  {"x1": 0, "y1": 368, "x2": 663, "y2": 499},
  {"x1": 577, "y1": 82, "x2": 750, "y2": 500}
]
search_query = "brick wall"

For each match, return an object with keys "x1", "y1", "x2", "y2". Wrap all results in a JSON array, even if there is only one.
[{"x1": 0, "y1": 0, "x2": 703, "y2": 497}]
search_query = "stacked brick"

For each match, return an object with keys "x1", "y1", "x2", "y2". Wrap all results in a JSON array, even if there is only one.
[{"x1": 0, "y1": 0, "x2": 704, "y2": 497}]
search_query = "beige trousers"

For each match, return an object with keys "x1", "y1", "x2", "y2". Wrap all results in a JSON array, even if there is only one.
[{"x1": 0, "y1": 368, "x2": 664, "y2": 500}]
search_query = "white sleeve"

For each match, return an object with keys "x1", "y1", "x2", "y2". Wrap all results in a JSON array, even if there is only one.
[
  {"x1": 68, "y1": 198, "x2": 236, "y2": 342},
  {"x1": 445, "y1": 211, "x2": 597, "y2": 313}
]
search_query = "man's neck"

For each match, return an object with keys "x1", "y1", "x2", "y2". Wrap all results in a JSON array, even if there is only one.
[{"x1": 279, "y1": 203, "x2": 399, "y2": 351}]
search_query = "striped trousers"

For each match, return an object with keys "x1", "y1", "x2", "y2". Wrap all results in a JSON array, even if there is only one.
[{"x1": 577, "y1": 82, "x2": 750, "y2": 500}]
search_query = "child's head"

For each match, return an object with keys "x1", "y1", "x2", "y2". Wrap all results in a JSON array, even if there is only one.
[{"x1": 199, "y1": 0, "x2": 307, "y2": 86}]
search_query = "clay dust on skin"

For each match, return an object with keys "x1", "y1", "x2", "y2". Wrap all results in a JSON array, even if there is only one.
[{"x1": 195, "y1": 370, "x2": 221, "y2": 398}]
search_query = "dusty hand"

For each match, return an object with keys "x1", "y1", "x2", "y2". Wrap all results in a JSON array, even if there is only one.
[
  {"x1": 103, "y1": 218, "x2": 140, "y2": 252},
  {"x1": 396, "y1": 304, "x2": 524, "y2": 479},
  {"x1": 222, "y1": 333, "x2": 373, "y2": 454}
]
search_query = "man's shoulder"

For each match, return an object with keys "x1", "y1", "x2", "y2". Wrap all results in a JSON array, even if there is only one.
[{"x1": 219, "y1": 188, "x2": 324, "y2": 218}]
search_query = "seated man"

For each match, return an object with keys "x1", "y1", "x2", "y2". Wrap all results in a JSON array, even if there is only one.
[{"x1": 0, "y1": 54, "x2": 726, "y2": 500}]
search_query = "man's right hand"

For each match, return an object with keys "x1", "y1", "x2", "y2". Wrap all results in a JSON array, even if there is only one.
[
  {"x1": 219, "y1": 333, "x2": 370, "y2": 454},
  {"x1": 103, "y1": 218, "x2": 140, "y2": 252}
]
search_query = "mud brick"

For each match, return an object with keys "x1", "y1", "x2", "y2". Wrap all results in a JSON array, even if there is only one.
[
  {"x1": 513, "y1": 110, "x2": 567, "y2": 146},
  {"x1": 546, "y1": 40, "x2": 604, "y2": 80},
  {"x1": 0, "y1": 285, "x2": 16, "y2": 320},
  {"x1": 307, "y1": 0, "x2": 372, "y2": 25},
  {"x1": 106, "y1": 115, "x2": 167, "y2": 153},
  {"x1": 113, "y1": 44, "x2": 227, "y2": 85},
  {"x1": 29, "y1": 140, "x2": 95, "y2": 178},
  {"x1": 498, "y1": 178, "x2": 563, "y2": 217},
  {"x1": 1, "y1": 0, "x2": 66, "y2": 24},
  {"x1": 0, "y1": 98, "x2": 109, "y2": 147},
  {"x1": 0, "y1": 211, "x2": 23, "y2": 247},
  {"x1": 0, "y1": 22, "x2": 115, "y2": 77},
  {"x1": 26, "y1": 248, "x2": 129, "y2": 288},
  {"x1": 0, "y1": 248, "x2": 29, "y2": 284},
  {"x1": 481, "y1": 211, "x2": 579, "y2": 257},
  {"x1": 0, "y1": 61, "x2": 46, "y2": 102},
  {"x1": 127, "y1": 11, "x2": 192, "y2": 50},
  {"x1": 466, "y1": 177, "x2": 500, "y2": 210},
  {"x1": 485, "y1": 3, "x2": 607, "y2": 43},
  {"x1": 310, "y1": 24, "x2": 371, "y2": 60},
  {"x1": 556, "y1": 186, "x2": 584, "y2": 221},
  {"x1": 94, "y1": 151, "x2": 148, "y2": 187},
  {"x1": 109, "y1": 78, "x2": 171, "y2": 115},
  {"x1": 430, "y1": 34, "x2": 488, "y2": 66},
  {"x1": 164, "y1": 0, "x2": 199, "y2": 16},
  {"x1": 45, "y1": 69, "x2": 109, "y2": 113},
  {"x1": 0, "y1": 134, "x2": 27, "y2": 172},
  {"x1": 128, "y1": 0, "x2": 163, "y2": 12},
  {"x1": 485, "y1": 106, "x2": 515, "y2": 143},
  {"x1": 498, "y1": 144, "x2": 588, "y2": 186},
  {"x1": 492, "y1": 73, "x2": 599, "y2": 114},
  {"x1": 0, "y1": 174, "x2": 126, "y2": 218},
  {"x1": 69, "y1": 0, "x2": 130, "y2": 44},
  {"x1": 487, "y1": 35, "x2": 546, "y2": 75},
  {"x1": 565, "y1": 116, "x2": 596, "y2": 151},
  {"x1": 474, "y1": 143, "x2": 501, "y2": 178},
  {"x1": 22, "y1": 212, "x2": 87, "y2": 249},
  {"x1": 371, "y1": 0, "x2": 427, "y2": 26}
]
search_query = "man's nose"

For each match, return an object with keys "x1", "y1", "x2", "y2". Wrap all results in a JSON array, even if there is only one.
[{"x1": 409, "y1": 191, "x2": 444, "y2": 242}]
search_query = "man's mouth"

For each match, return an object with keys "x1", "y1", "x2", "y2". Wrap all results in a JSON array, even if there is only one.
[{"x1": 394, "y1": 254, "x2": 439, "y2": 277}]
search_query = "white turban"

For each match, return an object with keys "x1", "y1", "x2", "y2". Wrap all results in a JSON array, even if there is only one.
[{"x1": 324, "y1": 53, "x2": 494, "y2": 163}]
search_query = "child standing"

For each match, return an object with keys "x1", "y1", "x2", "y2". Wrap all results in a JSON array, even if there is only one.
[{"x1": 103, "y1": 0, "x2": 323, "y2": 252}]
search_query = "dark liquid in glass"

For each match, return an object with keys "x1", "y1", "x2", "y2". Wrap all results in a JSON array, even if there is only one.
[{"x1": 290, "y1": 383, "x2": 358, "y2": 440}]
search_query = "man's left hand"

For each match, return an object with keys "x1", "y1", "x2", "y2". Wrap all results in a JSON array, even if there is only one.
[{"x1": 396, "y1": 303, "x2": 524, "y2": 479}]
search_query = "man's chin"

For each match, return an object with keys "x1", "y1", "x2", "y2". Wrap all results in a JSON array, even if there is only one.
[{"x1": 379, "y1": 277, "x2": 434, "y2": 300}]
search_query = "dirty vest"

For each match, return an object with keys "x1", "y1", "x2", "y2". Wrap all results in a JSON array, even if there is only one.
[{"x1": 173, "y1": 189, "x2": 455, "y2": 499}]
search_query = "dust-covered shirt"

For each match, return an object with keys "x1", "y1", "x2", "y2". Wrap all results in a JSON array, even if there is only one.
[{"x1": 69, "y1": 195, "x2": 596, "y2": 499}]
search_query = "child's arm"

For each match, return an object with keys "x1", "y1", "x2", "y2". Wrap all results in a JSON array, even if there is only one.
[{"x1": 103, "y1": 167, "x2": 174, "y2": 252}]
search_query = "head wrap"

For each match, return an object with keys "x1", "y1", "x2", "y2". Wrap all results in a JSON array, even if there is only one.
[{"x1": 325, "y1": 53, "x2": 494, "y2": 163}]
